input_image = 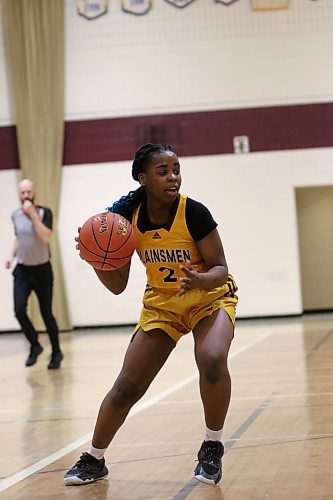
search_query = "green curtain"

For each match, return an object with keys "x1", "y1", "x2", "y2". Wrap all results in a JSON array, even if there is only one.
[{"x1": 2, "y1": 0, "x2": 72, "y2": 331}]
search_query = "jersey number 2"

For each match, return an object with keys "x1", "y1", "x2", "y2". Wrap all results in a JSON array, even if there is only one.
[{"x1": 159, "y1": 266, "x2": 177, "y2": 283}]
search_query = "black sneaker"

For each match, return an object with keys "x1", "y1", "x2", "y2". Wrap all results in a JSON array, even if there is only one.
[
  {"x1": 64, "y1": 452, "x2": 108, "y2": 486},
  {"x1": 47, "y1": 351, "x2": 63, "y2": 370},
  {"x1": 194, "y1": 440, "x2": 224, "y2": 485},
  {"x1": 25, "y1": 344, "x2": 43, "y2": 366}
]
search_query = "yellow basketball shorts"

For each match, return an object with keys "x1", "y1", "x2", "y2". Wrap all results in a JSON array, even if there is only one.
[{"x1": 133, "y1": 278, "x2": 238, "y2": 343}]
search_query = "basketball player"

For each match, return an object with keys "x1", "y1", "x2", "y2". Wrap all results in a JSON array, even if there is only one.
[
  {"x1": 5, "y1": 179, "x2": 63, "y2": 369},
  {"x1": 64, "y1": 143, "x2": 238, "y2": 486}
]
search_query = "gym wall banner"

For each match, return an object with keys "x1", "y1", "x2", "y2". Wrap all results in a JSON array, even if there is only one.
[
  {"x1": 121, "y1": 0, "x2": 153, "y2": 15},
  {"x1": 76, "y1": 0, "x2": 109, "y2": 19},
  {"x1": 164, "y1": 0, "x2": 197, "y2": 7}
]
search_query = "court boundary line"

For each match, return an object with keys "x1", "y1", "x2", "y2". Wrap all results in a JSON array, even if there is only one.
[{"x1": 0, "y1": 330, "x2": 274, "y2": 493}]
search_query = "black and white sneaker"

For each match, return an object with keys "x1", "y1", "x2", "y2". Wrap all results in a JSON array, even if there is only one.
[
  {"x1": 64, "y1": 452, "x2": 108, "y2": 486},
  {"x1": 194, "y1": 440, "x2": 224, "y2": 485}
]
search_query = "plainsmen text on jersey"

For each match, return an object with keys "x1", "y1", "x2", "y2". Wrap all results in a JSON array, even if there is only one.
[{"x1": 133, "y1": 194, "x2": 210, "y2": 291}]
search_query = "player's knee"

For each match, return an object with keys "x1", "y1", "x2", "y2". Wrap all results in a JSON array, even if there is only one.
[
  {"x1": 202, "y1": 353, "x2": 228, "y2": 384},
  {"x1": 111, "y1": 376, "x2": 145, "y2": 407}
]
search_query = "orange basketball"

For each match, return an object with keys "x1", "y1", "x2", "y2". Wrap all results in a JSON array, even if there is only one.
[{"x1": 78, "y1": 212, "x2": 136, "y2": 270}]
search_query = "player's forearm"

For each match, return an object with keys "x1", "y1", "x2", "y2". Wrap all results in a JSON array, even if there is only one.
[
  {"x1": 200, "y1": 265, "x2": 228, "y2": 290},
  {"x1": 94, "y1": 261, "x2": 131, "y2": 295}
]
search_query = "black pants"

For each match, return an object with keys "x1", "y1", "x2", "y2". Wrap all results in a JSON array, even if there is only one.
[{"x1": 13, "y1": 262, "x2": 60, "y2": 353}]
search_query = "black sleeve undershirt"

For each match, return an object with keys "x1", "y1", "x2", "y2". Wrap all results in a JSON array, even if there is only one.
[{"x1": 185, "y1": 197, "x2": 217, "y2": 242}]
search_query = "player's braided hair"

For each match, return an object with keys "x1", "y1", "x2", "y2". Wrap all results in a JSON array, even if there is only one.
[
  {"x1": 108, "y1": 143, "x2": 174, "y2": 214},
  {"x1": 131, "y1": 143, "x2": 173, "y2": 181}
]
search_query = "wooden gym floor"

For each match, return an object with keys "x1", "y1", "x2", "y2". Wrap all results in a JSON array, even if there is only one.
[{"x1": 1, "y1": 312, "x2": 333, "y2": 499}]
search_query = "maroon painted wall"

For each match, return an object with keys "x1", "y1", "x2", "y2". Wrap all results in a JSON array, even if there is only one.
[{"x1": 1, "y1": 102, "x2": 333, "y2": 170}]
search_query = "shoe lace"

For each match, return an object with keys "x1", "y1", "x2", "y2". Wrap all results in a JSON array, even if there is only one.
[
  {"x1": 201, "y1": 442, "x2": 224, "y2": 466},
  {"x1": 75, "y1": 453, "x2": 94, "y2": 468}
]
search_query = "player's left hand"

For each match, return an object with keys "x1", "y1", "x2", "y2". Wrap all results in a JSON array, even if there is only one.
[
  {"x1": 177, "y1": 260, "x2": 201, "y2": 296},
  {"x1": 75, "y1": 227, "x2": 85, "y2": 259}
]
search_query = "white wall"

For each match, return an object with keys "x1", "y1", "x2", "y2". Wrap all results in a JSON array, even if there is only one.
[
  {"x1": 64, "y1": 0, "x2": 333, "y2": 119},
  {"x1": 1, "y1": 170, "x2": 21, "y2": 330},
  {"x1": 57, "y1": 148, "x2": 333, "y2": 323},
  {"x1": 1, "y1": 0, "x2": 333, "y2": 329},
  {"x1": 2, "y1": 148, "x2": 333, "y2": 329},
  {"x1": 1, "y1": 0, "x2": 333, "y2": 125}
]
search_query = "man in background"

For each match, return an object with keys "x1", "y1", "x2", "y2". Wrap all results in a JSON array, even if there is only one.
[{"x1": 5, "y1": 179, "x2": 63, "y2": 369}]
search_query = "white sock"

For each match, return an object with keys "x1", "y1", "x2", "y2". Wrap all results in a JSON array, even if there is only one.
[
  {"x1": 88, "y1": 444, "x2": 107, "y2": 460},
  {"x1": 205, "y1": 426, "x2": 223, "y2": 442}
]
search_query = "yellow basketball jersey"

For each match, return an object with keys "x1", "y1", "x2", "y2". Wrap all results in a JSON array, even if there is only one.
[{"x1": 133, "y1": 194, "x2": 207, "y2": 291}]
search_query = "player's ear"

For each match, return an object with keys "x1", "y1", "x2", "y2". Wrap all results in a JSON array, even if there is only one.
[{"x1": 138, "y1": 174, "x2": 145, "y2": 186}]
